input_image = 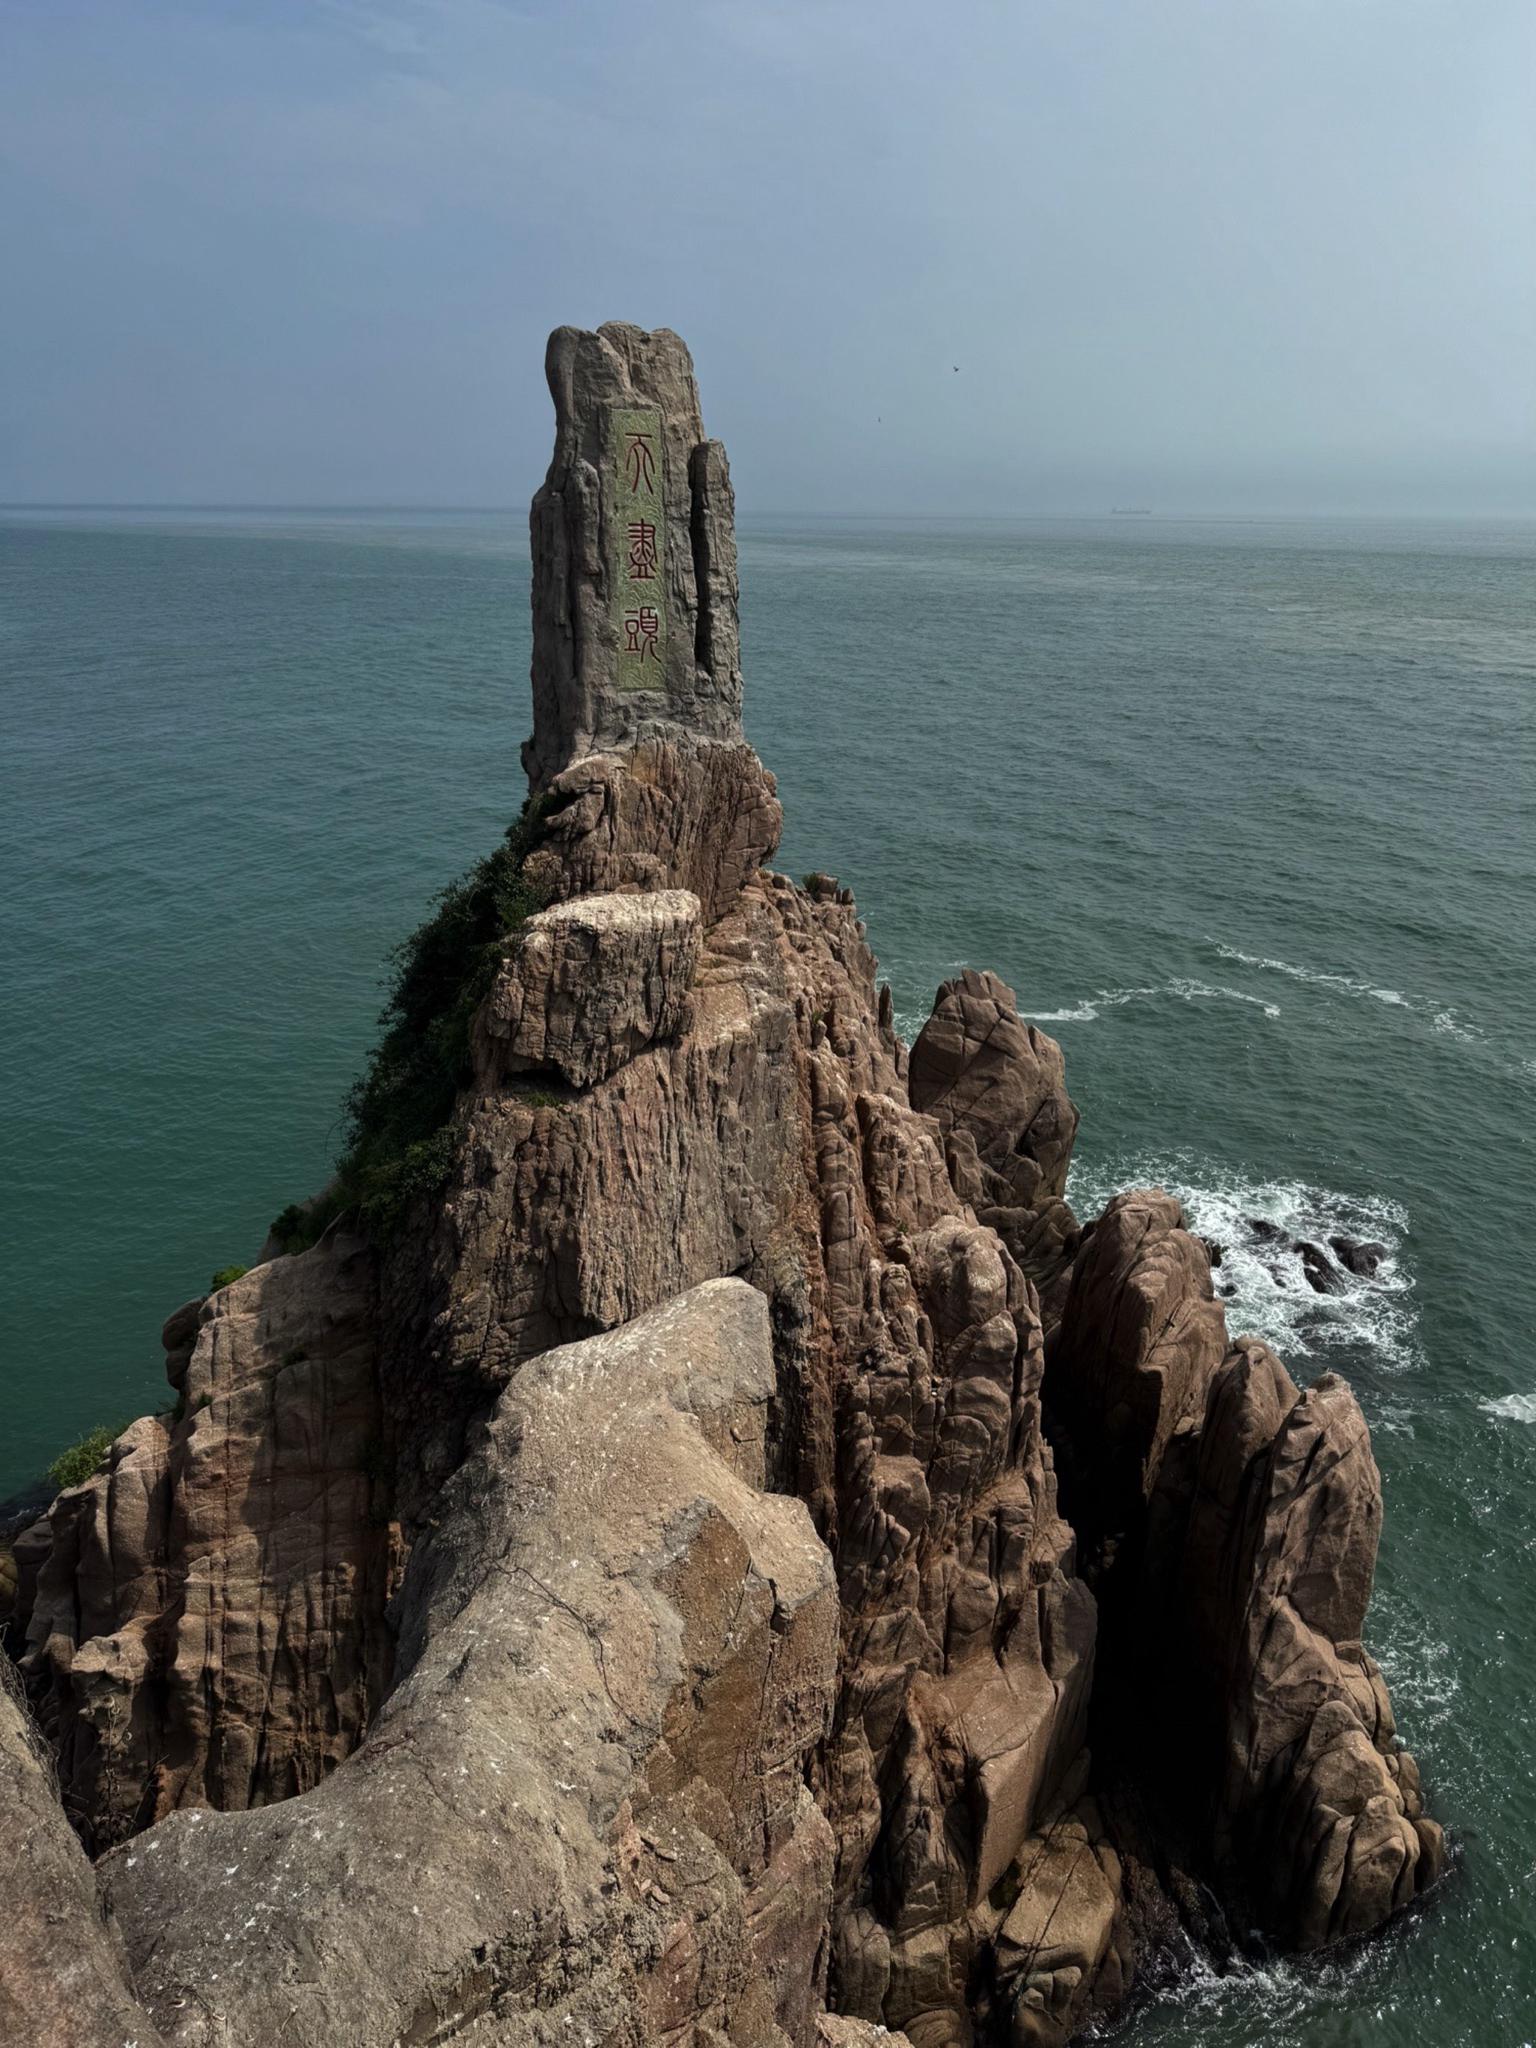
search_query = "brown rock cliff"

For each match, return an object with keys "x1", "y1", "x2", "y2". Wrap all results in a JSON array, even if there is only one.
[{"x1": 6, "y1": 323, "x2": 1444, "y2": 2048}]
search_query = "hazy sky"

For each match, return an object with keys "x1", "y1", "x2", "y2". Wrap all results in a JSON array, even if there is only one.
[{"x1": 3, "y1": 0, "x2": 1533, "y2": 514}]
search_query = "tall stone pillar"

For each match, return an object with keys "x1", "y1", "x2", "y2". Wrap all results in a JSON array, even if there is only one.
[{"x1": 524, "y1": 322, "x2": 744, "y2": 791}]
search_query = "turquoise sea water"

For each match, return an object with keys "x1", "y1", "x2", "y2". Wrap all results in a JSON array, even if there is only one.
[{"x1": 2, "y1": 507, "x2": 1533, "y2": 2044}]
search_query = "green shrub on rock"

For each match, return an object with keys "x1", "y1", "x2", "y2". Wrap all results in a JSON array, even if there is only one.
[
  {"x1": 47, "y1": 1424, "x2": 119, "y2": 1491},
  {"x1": 267, "y1": 796, "x2": 555, "y2": 1246}
]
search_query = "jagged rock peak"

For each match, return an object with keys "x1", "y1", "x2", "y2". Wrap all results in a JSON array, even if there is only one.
[{"x1": 525, "y1": 322, "x2": 744, "y2": 790}]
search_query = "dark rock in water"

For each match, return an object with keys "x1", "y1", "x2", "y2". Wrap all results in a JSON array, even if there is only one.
[
  {"x1": 1199, "y1": 1236, "x2": 1225, "y2": 1268},
  {"x1": 1331, "y1": 1234, "x2": 1388, "y2": 1277},
  {"x1": 1298, "y1": 1240, "x2": 1349, "y2": 1295},
  {"x1": 1246, "y1": 1217, "x2": 1288, "y2": 1244}
]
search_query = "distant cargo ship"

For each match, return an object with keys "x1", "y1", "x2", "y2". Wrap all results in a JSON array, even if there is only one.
[{"x1": 1110, "y1": 506, "x2": 1152, "y2": 515}]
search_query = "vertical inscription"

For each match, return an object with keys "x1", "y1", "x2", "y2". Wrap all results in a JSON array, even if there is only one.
[{"x1": 611, "y1": 406, "x2": 665, "y2": 691}]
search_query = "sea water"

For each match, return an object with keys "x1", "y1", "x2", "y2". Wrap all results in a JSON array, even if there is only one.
[{"x1": 1, "y1": 506, "x2": 1533, "y2": 2043}]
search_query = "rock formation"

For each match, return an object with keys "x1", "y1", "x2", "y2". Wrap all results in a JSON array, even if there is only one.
[
  {"x1": 0, "y1": 1662, "x2": 164, "y2": 2048},
  {"x1": 4, "y1": 323, "x2": 1444, "y2": 2048}
]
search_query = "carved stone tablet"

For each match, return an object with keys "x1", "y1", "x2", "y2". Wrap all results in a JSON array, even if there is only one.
[{"x1": 610, "y1": 406, "x2": 665, "y2": 692}]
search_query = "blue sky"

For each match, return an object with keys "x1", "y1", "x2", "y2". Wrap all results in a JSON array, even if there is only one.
[{"x1": 3, "y1": 0, "x2": 1532, "y2": 512}]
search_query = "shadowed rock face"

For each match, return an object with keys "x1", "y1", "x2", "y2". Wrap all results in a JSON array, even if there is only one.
[
  {"x1": 0, "y1": 1666, "x2": 164, "y2": 2048},
  {"x1": 22, "y1": 1232, "x2": 393, "y2": 1851},
  {"x1": 1045, "y1": 1195, "x2": 1444, "y2": 1973},
  {"x1": 7, "y1": 325, "x2": 1443, "y2": 2048}
]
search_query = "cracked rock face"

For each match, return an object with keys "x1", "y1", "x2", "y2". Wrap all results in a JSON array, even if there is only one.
[
  {"x1": 909, "y1": 970, "x2": 1082, "y2": 1323},
  {"x1": 7, "y1": 324, "x2": 1444, "y2": 2048},
  {"x1": 472, "y1": 887, "x2": 703, "y2": 1090},
  {"x1": 525, "y1": 322, "x2": 745, "y2": 789},
  {"x1": 0, "y1": 1668, "x2": 164, "y2": 2048},
  {"x1": 97, "y1": 1282, "x2": 839, "y2": 2048},
  {"x1": 22, "y1": 1231, "x2": 393, "y2": 1851}
]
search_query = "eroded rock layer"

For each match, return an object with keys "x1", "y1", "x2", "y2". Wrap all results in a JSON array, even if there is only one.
[{"x1": 5, "y1": 322, "x2": 1443, "y2": 2048}]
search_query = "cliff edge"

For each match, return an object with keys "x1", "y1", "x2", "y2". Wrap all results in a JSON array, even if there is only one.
[{"x1": 3, "y1": 324, "x2": 1443, "y2": 2048}]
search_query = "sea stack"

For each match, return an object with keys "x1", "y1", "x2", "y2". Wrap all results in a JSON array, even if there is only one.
[
  {"x1": 2, "y1": 325, "x2": 1443, "y2": 2048},
  {"x1": 525, "y1": 322, "x2": 744, "y2": 787}
]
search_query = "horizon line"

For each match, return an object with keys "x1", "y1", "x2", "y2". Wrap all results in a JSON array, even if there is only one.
[{"x1": 4, "y1": 501, "x2": 1535, "y2": 523}]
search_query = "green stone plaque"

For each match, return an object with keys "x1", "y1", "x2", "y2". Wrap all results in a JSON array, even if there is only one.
[{"x1": 610, "y1": 406, "x2": 665, "y2": 692}]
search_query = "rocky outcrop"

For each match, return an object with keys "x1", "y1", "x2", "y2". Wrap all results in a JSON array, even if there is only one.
[
  {"x1": 471, "y1": 887, "x2": 702, "y2": 1089},
  {"x1": 1, "y1": 1659, "x2": 164, "y2": 2048},
  {"x1": 1046, "y1": 1194, "x2": 1445, "y2": 1969},
  {"x1": 98, "y1": 1282, "x2": 837, "y2": 2048},
  {"x1": 909, "y1": 971, "x2": 1081, "y2": 1322},
  {"x1": 1203, "y1": 1365, "x2": 1442, "y2": 1946},
  {"x1": 11, "y1": 323, "x2": 1443, "y2": 2048},
  {"x1": 23, "y1": 1229, "x2": 392, "y2": 1849},
  {"x1": 524, "y1": 322, "x2": 745, "y2": 788}
]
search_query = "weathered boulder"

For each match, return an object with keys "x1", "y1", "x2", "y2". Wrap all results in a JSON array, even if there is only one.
[
  {"x1": 524, "y1": 737, "x2": 783, "y2": 924},
  {"x1": 471, "y1": 886, "x2": 702, "y2": 1089},
  {"x1": 101, "y1": 1281, "x2": 840, "y2": 2048},
  {"x1": 991, "y1": 1804, "x2": 1126, "y2": 2046},
  {"x1": 909, "y1": 970, "x2": 1078, "y2": 1207},
  {"x1": 1046, "y1": 1189, "x2": 1228, "y2": 1544}
]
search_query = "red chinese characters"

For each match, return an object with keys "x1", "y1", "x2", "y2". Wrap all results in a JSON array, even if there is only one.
[
  {"x1": 622, "y1": 606, "x2": 661, "y2": 661},
  {"x1": 626, "y1": 519, "x2": 658, "y2": 581},
  {"x1": 625, "y1": 431, "x2": 657, "y2": 496}
]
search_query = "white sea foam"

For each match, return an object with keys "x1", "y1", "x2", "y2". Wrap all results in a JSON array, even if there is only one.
[
  {"x1": 1109, "y1": 1933, "x2": 1408, "y2": 2045},
  {"x1": 1211, "y1": 942, "x2": 1410, "y2": 1010},
  {"x1": 1066, "y1": 1150, "x2": 1422, "y2": 1378},
  {"x1": 1371, "y1": 1589, "x2": 1464, "y2": 1738},
  {"x1": 1481, "y1": 1392, "x2": 1536, "y2": 1425},
  {"x1": 1030, "y1": 978, "x2": 1281, "y2": 1023},
  {"x1": 1211, "y1": 941, "x2": 1525, "y2": 1078},
  {"x1": 890, "y1": 977, "x2": 1280, "y2": 1041}
]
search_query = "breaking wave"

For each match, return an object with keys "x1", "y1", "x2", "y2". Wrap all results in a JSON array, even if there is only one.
[
  {"x1": 1480, "y1": 1391, "x2": 1536, "y2": 1425},
  {"x1": 1210, "y1": 942, "x2": 1411, "y2": 1009},
  {"x1": 1066, "y1": 1150, "x2": 1422, "y2": 1381},
  {"x1": 1097, "y1": 1930, "x2": 1416, "y2": 2047},
  {"x1": 1210, "y1": 944, "x2": 1506, "y2": 1064},
  {"x1": 1030, "y1": 979, "x2": 1281, "y2": 1024},
  {"x1": 889, "y1": 976, "x2": 1280, "y2": 1043}
]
